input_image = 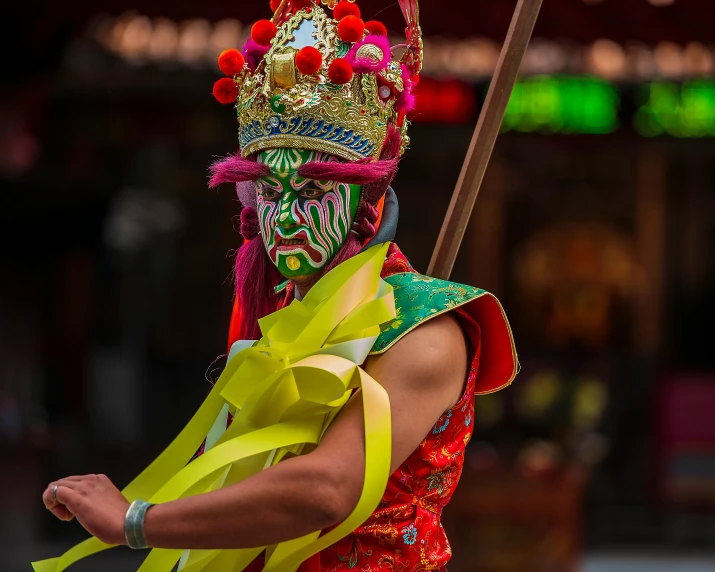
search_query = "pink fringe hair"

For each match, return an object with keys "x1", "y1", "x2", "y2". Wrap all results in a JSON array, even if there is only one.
[
  {"x1": 297, "y1": 156, "x2": 399, "y2": 185},
  {"x1": 209, "y1": 154, "x2": 270, "y2": 187}
]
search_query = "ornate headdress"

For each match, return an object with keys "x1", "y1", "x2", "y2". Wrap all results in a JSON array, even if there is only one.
[{"x1": 213, "y1": 0, "x2": 422, "y2": 161}]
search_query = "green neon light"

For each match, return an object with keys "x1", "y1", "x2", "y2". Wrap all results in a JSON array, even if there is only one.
[
  {"x1": 635, "y1": 81, "x2": 715, "y2": 138},
  {"x1": 502, "y1": 76, "x2": 619, "y2": 135}
]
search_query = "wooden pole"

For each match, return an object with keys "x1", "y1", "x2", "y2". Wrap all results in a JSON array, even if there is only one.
[{"x1": 427, "y1": 0, "x2": 543, "y2": 279}]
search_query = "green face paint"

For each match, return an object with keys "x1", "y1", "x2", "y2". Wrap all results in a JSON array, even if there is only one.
[{"x1": 256, "y1": 148, "x2": 362, "y2": 279}]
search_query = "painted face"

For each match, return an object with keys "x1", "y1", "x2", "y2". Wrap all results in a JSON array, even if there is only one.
[{"x1": 256, "y1": 148, "x2": 361, "y2": 279}]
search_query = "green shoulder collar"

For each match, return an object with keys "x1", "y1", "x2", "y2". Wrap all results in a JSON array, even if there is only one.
[
  {"x1": 372, "y1": 273, "x2": 489, "y2": 354},
  {"x1": 371, "y1": 272, "x2": 518, "y2": 395}
]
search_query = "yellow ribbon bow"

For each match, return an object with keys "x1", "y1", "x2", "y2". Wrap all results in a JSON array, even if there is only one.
[{"x1": 33, "y1": 243, "x2": 396, "y2": 572}]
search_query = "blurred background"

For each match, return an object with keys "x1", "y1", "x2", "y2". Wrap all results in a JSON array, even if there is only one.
[{"x1": 2, "y1": 0, "x2": 715, "y2": 571}]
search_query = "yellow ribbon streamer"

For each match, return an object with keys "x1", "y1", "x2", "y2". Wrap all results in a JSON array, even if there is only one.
[{"x1": 33, "y1": 243, "x2": 395, "y2": 572}]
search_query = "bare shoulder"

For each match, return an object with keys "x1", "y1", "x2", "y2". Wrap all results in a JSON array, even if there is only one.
[
  {"x1": 316, "y1": 312, "x2": 470, "y2": 476},
  {"x1": 365, "y1": 313, "x2": 468, "y2": 405}
]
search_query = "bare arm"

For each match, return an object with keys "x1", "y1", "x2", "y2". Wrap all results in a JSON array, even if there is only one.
[{"x1": 44, "y1": 313, "x2": 468, "y2": 549}]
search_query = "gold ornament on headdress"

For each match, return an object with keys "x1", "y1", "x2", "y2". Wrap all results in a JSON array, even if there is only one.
[
  {"x1": 226, "y1": 1, "x2": 422, "y2": 161},
  {"x1": 320, "y1": 0, "x2": 353, "y2": 9}
]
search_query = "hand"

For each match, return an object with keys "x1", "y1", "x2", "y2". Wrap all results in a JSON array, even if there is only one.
[{"x1": 43, "y1": 474, "x2": 130, "y2": 546}]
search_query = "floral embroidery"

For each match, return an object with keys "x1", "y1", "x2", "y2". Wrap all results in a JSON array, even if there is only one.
[
  {"x1": 432, "y1": 410, "x2": 452, "y2": 434},
  {"x1": 371, "y1": 270, "x2": 488, "y2": 355},
  {"x1": 364, "y1": 521, "x2": 400, "y2": 545},
  {"x1": 401, "y1": 524, "x2": 418, "y2": 545},
  {"x1": 426, "y1": 472, "x2": 447, "y2": 494},
  {"x1": 335, "y1": 535, "x2": 373, "y2": 569}
]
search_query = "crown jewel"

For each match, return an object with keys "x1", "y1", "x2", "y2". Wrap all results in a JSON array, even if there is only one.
[{"x1": 214, "y1": 0, "x2": 422, "y2": 162}]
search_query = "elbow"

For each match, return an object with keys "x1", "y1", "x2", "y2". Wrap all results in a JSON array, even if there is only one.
[{"x1": 310, "y1": 468, "x2": 361, "y2": 527}]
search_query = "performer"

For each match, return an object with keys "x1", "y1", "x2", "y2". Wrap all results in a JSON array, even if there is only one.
[{"x1": 40, "y1": 2, "x2": 517, "y2": 571}]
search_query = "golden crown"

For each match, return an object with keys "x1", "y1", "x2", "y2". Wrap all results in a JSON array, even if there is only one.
[{"x1": 214, "y1": 0, "x2": 422, "y2": 161}]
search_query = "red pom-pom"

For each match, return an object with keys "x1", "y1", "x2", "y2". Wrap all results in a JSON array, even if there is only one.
[
  {"x1": 328, "y1": 58, "x2": 354, "y2": 84},
  {"x1": 296, "y1": 46, "x2": 323, "y2": 75},
  {"x1": 213, "y1": 77, "x2": 239, "y2": 104},
  {"x1": 218, "y1": 49, "x2": 246, "y2": 76},
  {"x1": 364, "y1": 20, "x2": 387, "y2": 36},
  {"x1": 333, "y1": 1, "x2": 361, "y2": 20},
  {"x1": 270, "y1": 0, "x2": 282, "y2": 11},
  {"x1": 251, "y1": 20, "x2": 278, "y2": 47},
  {"x1": 337, "y1": 15, "x2": 365, "y2": 43},
  {"x1": 290, "y1": 0, "x2": 313, "y2": 9}
]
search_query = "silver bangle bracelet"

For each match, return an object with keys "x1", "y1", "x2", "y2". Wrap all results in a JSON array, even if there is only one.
[{"x1": 124, "y1": 499, "x2": 154, "y2": 549}]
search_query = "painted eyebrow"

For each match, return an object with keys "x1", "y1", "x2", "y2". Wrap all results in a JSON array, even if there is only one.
[
  {"x1": 297, "y1": 158, "x2": 399, "y2": 185},
  {"x1": 209, "y1": 153, "x2": 272, "y2": 187}
]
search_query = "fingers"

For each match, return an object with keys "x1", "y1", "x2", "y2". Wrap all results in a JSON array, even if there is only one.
[
  {"x1": 43, "y1": 476, "x2": 84, "y2": 508},
  {"x1": 42, "y1": 487, "x2": 55, "y2": 510},
  {"x1": 51, "y1": 503, "x2": 75, "y2": 521},
  {"x1": 43, "y1": 477, "x2": 89, "y2": 521},
  {"x1": 54, "y1": 484, "x2": 82, "y2": 505},
  {"x1": 50, "y1": 479, "x2": 85, "y2": 491},
  {"x1": 42, "y1": 474, "x2": 115, "y2": 523},
  {"x1": 42, "y1": 485, "x2": 76, "y2": 521},
  {"x1": 55, "y1": 484, "x2": 83, "y2": 519}
]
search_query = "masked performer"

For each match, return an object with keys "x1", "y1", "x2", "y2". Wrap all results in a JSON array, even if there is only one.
[{"x1": 39, "y1": 2, "x2": 517, "y2": 572}]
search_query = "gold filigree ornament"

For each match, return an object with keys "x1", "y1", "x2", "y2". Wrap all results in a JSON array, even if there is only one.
[
  {"x1": 356, "y1": 43, "x2": 384, "y2": 64},
  {"x1": 236, "y1": 4, "x2": 417, "y2": 161},
  {"x1": 320, "y1": 0, "x2": 355, "y2": 10}
]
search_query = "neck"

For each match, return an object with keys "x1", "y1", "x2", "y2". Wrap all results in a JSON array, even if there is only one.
[{"x1": 291, "y1": 271, "x2": 324, "y2": 300}]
